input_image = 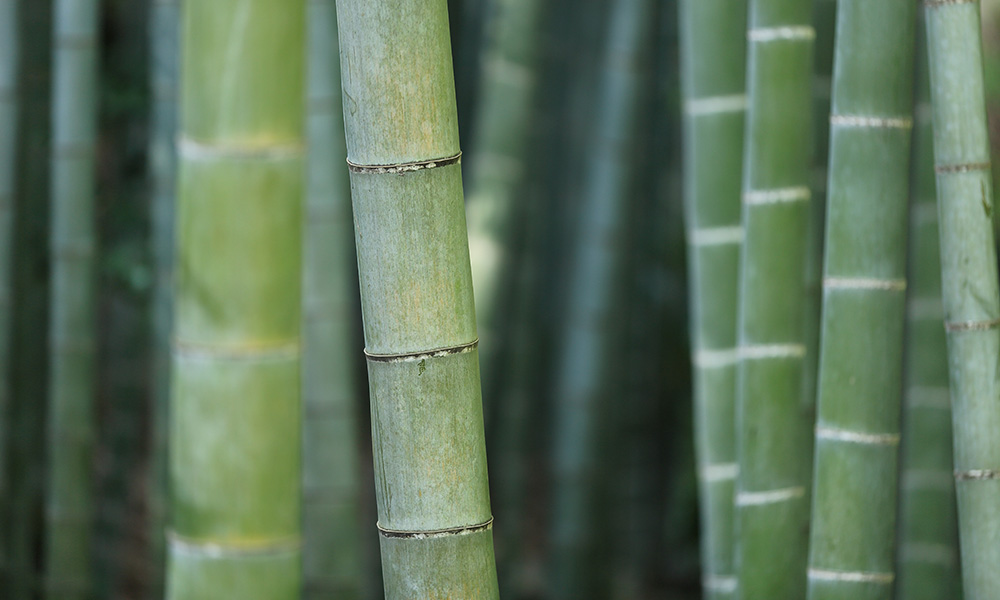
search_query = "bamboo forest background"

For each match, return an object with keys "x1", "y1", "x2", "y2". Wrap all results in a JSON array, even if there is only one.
[{"x1": 4, "y1": 0, "x2": 1000, "y2": 598}]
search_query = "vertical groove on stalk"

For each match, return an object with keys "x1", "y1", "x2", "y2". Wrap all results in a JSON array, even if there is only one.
[
  {"x1": 0, "y1": 0, "x2": 18, "y2": 585},
  {"x1": 334, "y1": 1, "x2": 500, "y2": 596},
  {"x1": 895, "y1": 14, "x2": 960, "y2": 599},
  {"x1": 678, "y1": 0, "x2": 746, "y2": 597},
  {"x1": 147, "y1": 0, "x2": 178, "y2": 596},
  {"x1": 302, "y1": 0, "x2": 361, "y2": 597},
  {"x1": 167, "y1": 1, "x2": 306, "y2": 597},
  {"x1": 924, "y1": 1, "x2": 1000, "y2": 598},
  {"x1": 736, "y1": 0, "x2": 815, "y2": 597},
  {"x1": 548, "y1": 0, "x2": 653, "y2": 597},
  {"x1": 805, "y1": 0, "x2": 916, "y2": 598},
  {"x1": 45, "y1": 0, "x2": 99, "y2": 598}
]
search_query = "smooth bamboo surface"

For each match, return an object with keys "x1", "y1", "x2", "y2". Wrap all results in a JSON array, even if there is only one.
[
  {"x1": 806, "y1": 0, "x2": 916, "y2": 598},
  {"x1": 736, "y1": 0, "x2": 815, "y2": 597},
  {"x1": 924, "y1": 1, "x2": 1000, "y2": 598},
  {"x1": 335, "y1": 0, "x2": 499, "y2": 596},
  {"x1": 167, "y1": 1, "x2": 305, "y2": 597},
  {"x1": 679, "y1": 0, "x2": 746, "y2": 597}
]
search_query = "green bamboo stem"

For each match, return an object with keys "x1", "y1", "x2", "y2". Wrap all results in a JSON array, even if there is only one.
[
  {"x1": 0, "y1": 0, "x2": 19, "y2": 582},
  {"x1": 465, "y1": 0, "x2": 543, "y2": 403},
  {"x1": 678, "y1": 0, "x2": 746, "y2": 597},
  {"x1": 147, "y1": 0, "x2": 178, "y2": 596},
  {"x1": 301, "y1": 0, "x2": 361, "y2": 597},
  {"x1": 167, "y1": 1, "x2": 305, "y2": 597},
  {"x1": 736, "y1": 0, "x2": 815, "y2": 597},
  {"x1": 548, "y1": 0, "x2": 652, "y2": 597},
  {"x1": 334, "y1": 0, "x2": 499, "y2": 596},
  {"x1": 806, "y1": 0, "x2": 916, "y2": 597},
  {"x1": 924, "y1": 2, "x2": 1000, "y2": 598},
  {"x1": 44, "y1": 0, "x2": 100, "y2": 596},
  {"x1": 895, "y1": 15, "x2": 960, "y2": 598}
]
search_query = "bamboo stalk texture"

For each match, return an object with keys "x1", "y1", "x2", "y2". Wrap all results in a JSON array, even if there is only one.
[
  {"x1": 924, "y1": 1, "x2": 1000, "y2": 598},
  {"x1": 167, "y1": 0, "x2": 305, "y2": 597},
  {"x1": 806, "y1": 0, "x2": 916, "y2": 598},
  {"x1": 735, "y1": 0, "x2": 816, "y2": 597},
  {"x1": 334, "y1": 0, "x2": 499, "y2": 596},
  {"x1": 678, "y1": 0, "x2": 747, "y2": 597}
]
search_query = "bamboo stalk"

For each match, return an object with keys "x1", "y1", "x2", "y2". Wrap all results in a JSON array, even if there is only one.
[
  {"x1": 147, "y1": 0, "x2": 178, "y2": 596},
  {"x1": 0, "y1": 0, "x2": 19, "y2": 583},
  {"x1": 334, "y1": 0, "x2": 499, "y2": 596},
  {"x1": 548, "y1": 0, "x2": 653, "y2": 597},
  {"x1": 678, "y1": 0, "x2": 746, "y2": 597},
  {"x1": 735, "y1": 0, "x2": 816, "y2": 597},
  {"x1": 806, "y1": 0, "x2": 916, "y2": 597},
  {"x1": 924, "y1": 1, "x2": 1000, "y2": 598},
  {"x1": 44, "y1": 0, "x2": 100, "y2": 597},
  {"x1": 895, "y1": 14, "x2": 960, "y2": 598},
  {"x1": 301, "y1": 0, "x2": 361, "y2": 597},
  {"x1": 167, "y1": 0, "x2": 305, "y2": 597}
]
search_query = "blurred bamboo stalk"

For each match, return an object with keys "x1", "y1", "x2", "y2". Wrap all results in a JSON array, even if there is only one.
[
  {"x1": 806, "y1": 0, "x2": 916, "y2": 597},
  {"x1": 301, "y1": 0, "x2": 361, "y2": 597},
  {"x1": 895, "y1": 14, "x2": 961, "y2": 598},
  {"x1": 147, "y1": 0, "x2": 178, "y2": 596},
  {"x1": 735, "y1": 0, "x2": 815, "y2": 597},
  {"x1": 167, "y1": 0, "x2": 306, "y2": 596},
  {"x1": 548, "y1": 0, "x2": 653, "y2": 597},
  {"x1": 678, "y1": 0, "x2": 746, "y2": 597},
  {"x1": 335, "y1": 0, "x2": 499, "y2": 596},
  {"x1": 0, "y1": 0, "x2": 18, "y2": 584},
  {"x1": 924, "y1": 1, "x2": 1000, "y2": 598}
]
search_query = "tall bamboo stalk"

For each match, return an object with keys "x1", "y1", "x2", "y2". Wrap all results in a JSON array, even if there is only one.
[
  {"x1": 806, "y1": 0, "x2": 916, "y2": 597},
  {"x1": 0, "y1": 0, "x2": 19, "y2": 582},
  {"x1": 44, "y1": 0, "x2": 100, "y2": 597},
  {"x1": 548, "y1": 0, "x2": 652, "y2": 597},
  {"x1": 736, "y1": 0, "x2": 815, "y2": 597},
  {"x1": 302, "y1": 0, "x2": 361, "y2": 597},
  {"x1": 147, "y1": 0, "x2": 178, "y2": 596},
  {"x1": 678, "y1": 0, "x2": 746, "y2": 597},
  {"x1": 924, "y1": 1, "x2": 1000, "y2": 598},
  {"x1": 167, "y1": 0, "x2": 305, "y2": 597},
  {"x1": 895, "y1": 14, "x2": 960, "y2": 598},
  {"x1": 334, "y1": 0, "x2": 499, "y2": 596}
]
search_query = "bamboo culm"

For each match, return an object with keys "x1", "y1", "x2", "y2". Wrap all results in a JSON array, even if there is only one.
[
  {"x1": 334, "y1": 0, "x2": 499, "y2": 596},
  {"x1": 735, "y1": 0, "x2": 815, "y2": 597},
  {"x1": 894, "y1": 13, "x2": 960, "y2": 598},
  {"x1": 924, "y1": 1, "x2": 1000, "y2": 598},
  {"x1": 301, "y1": 0, "x2": 362, "y2": 597},
  {"x1": 679, "y1": 0, "x2": 746, "y2": 597},
  {"x1": 806, "y1": 0, "x2": 916, "y2": 597},
  {"x1": 0, "y1": 0, "x2": 18, "y2": 582},
  {"x1": 167, "y1": 1, "x2": 306, "y2": 597},
  {"x1": 548, "y1": 0, "x2": 653, "y2": 597}
]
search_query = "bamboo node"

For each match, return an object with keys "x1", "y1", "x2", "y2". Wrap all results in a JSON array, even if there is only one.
[
  {"x1": 167, "y1": 531, "x2": 301, "y2": 558},
  {"x1": 347, "y1": 152, "x2": 462, "y2": 175},
  {"x1": 823, "y1": 277, "x2": 906, "y2": 292},
  {"x1": 688, "y1": 226, "x2": 744, "y2": 247},
  {"x1": 700, "y1": 463, "x2": 738, "y2": 482},
  {"x1": 747, "y1": 26, "x2": 816, "y2": 43},
  {"x1": 365, "y1": 338, "x2": 478, "y2": 363},
  {"x1": 816, "y1": 426, "x2": 900, "y2": 445},
  {"x1": 934, "y1": 161, "x2": 991, "y2": 174},
  {"x1": 736, "y1": 486, "x2": 805, "y2": 506},
  {"x1": 924, "y1": 0, "x2": 978, "y2": 7},
  {"x1": 684, "y1": 94, "x2": 747, "y2": 116},
  {"x1": 807, "y1": 569, "x2": 894, "y2": 584},
  {"x1": 702, "y1": 575, "x2": 737, "y2": 593},
  {"x1": 830, "y1": 114, "x2": 913, "y2": 129},
  {"x1": 377, "y1": 517, "x2": 493, "y2": 539},
  {"x1": 178, "y1": 136, "x2": 304, "y2": 161},
  {"x1": 693, "y1": 347, "x2": 739, "y2": 369},
  {"x1": 738, "y1": 344, "x2": 806, "y2": 360},
  {"x1": 742, "y1": 187, "x2": 811, "y2": 205},
  {"x1": 944, "y1": 317, "x2": 1000, "y2": 332},
  {"x1": 172, "y1": 339, "x2": 301, "y2": 361},
  {"x1": 955, "y1": 469, "x2": 1000, "y2": 481}
]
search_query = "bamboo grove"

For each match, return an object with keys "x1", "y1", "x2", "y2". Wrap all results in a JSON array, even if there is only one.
[{"x1": 2, "y1": 0, "x2": 1000, "y2": 599}]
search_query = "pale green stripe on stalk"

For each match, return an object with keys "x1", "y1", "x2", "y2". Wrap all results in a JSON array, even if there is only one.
[
  {"x1": 679, "y1": 0, "x2": 746, "y2": 597},
  {"x1": 335, "y1": 0, "x2": 499, "y2": 596},
  {"x1": 167, "y1": 1, "x2": 305, "y2": 597},
  {"x1": 301, "y1": 0, "x2": 361, "y2": 597},
  {"x1": 45, "y1": 0, "x2": 100, "y2": 597},
  {"x1": 806, "y1": 0, "x2": 917, "y2": 598},
  {"x1": 736, "y1": 1, "x2": 816, "y2": 598},
  {"x1": 924, "y1": 1, "x2": 1000, "y2": 598}
]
